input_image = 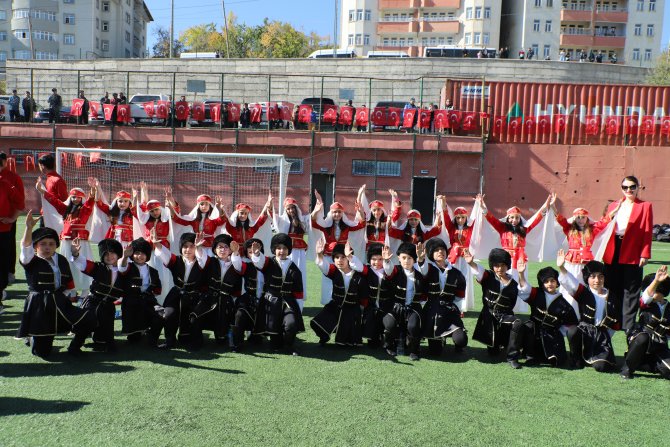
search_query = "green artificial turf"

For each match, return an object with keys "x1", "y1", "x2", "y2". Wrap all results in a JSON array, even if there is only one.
[{"x1": 1, "y1": 221, "x2": 669, "y2": 446}]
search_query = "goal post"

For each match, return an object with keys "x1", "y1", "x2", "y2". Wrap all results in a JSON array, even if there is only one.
[{"x1": 55, "y1": 147, "x2": 290, "y2": 215}]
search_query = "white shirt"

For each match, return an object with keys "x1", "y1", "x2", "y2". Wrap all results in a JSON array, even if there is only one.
[
  {"x1": 559, "y1": 270, "x2": 608, "y2": 325},
  {"x1": 615, "y1": 201, "x2": 633, "y2": 236},
  {"x1": 20, "y1": 245, "x2": 63, "y2": 291},
  {"x1": 471, "y1": 263, "x2": 517, "y2": 288},
  {"x1": 154, "y1": 245, "x2": 207, "y2": 280},
  {"x1": 641, "y1": 291, "x2": 668, "y2": 315},
  {"x1": 419, "y1": 260, "x2": 453, "y2": 291},
  {"x1": 252, "y1": 252, "x2": 291, "y2": 279}
]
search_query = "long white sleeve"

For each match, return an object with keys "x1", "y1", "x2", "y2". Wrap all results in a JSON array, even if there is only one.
[
  {"x1": 418, "y1": 260, "x2": 430, "y2": 276},
  {"x1": 316, "y1": 256, "x2": 331, "y2": 275},
  {"x1": 348, "y1": 255, "x2": 364, "y2": 273},
  {"x1": 154, "y1": 245, "x2": 171, "y2": 267},
  {"x1": 383, "y1": 260, "x2": 395, "y2": 276},
  {"x1": 231, "y1": 252, "x2": 243, "y2": 272},
  {"x1": 251, "y1": 252, "x2": 266, "y2": 270},
  {"x1": 470, "y1": 263, "x2": 485, "y2": 282},
  {"x1": 20, "y1": 245, "x2": 35, "y2": 264},
  {"x1": 69, "y1": 253, "x2": 87, "y2": 272},
  {"x1": 558, "y1": 270, "x2": 580, "y2": 296},
  {"x1": 195, "y1": 246, "x2": 209, "y2": 268},
  {"x1": 641, "y1": 291, "x2": 654, "y2": 305},
  {"x1": 517, "y1": 282, "x2": 532, "y2": 302}
]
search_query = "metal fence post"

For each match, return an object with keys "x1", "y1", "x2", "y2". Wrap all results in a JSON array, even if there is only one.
[
  {"x1": 171, "y1": 72, "x2": 176, "y2": 150},
  {"x1": 220, "y1": 73, "x2": 224, "y2": 130},
  {"x1": 419, "y1": 77, "x2": 424, "y2": 107},
  {"x1": 267, "y1": 74, "x2": 271, "y2": 132},
  {"x1": 76, "y1": 70, "x2": 80, "y2": 97},
  {"x1": 368, "y1": 78, "x2": 372, "y2": 133},
  {"x1": 126, "y1": 71, "x2": 130, "y2": 99},
  {"x1": 319, "y1": 76, "x2": 324, "y2": 132}
]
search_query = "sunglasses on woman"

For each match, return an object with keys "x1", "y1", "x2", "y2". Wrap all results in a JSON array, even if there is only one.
[{"x1": 621, "y1": 184, "x2": 638, "y2": 191}]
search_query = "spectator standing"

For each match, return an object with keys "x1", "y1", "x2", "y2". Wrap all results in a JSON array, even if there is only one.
[
  {"x1": 526, "y1": 47, "x2": 534, "y2": 60},
  {"x1": 47, "y1": 88, "x2": 62, "y2": 124},
  {"x1": 240, "y1": 103, "x2": 251, "y2": 129},
  {"x1": 109, "y1": 92, "x2": 119, "y2": 124},
  {"x1": 610, "y1": 52, "x2": 618, "y2": 64},
  {"x1": 559, "y1": 49, "x2": 567, "y2": 61},
  {"x1": 595, "y1": 50, "x2": 603, "y2": 63},
  {"x1": 22, "y1": 91, "x2": 36, "y2": 123},
  {"x1": 588, "y1": 50, "x2": 595, "y2": 62},
  {"x1": 0, "y1": 152, "x2": 25, "y2": 289},
  {"x1": 100, "y1": 92, "x2": 111, "y2": 104},
  {"x1": 38, "y1": 153, "x2": 68, "y2": 203},
  {"x1": 118, "y1": 92, "x2": 127, "y2": 104},
  {"x1": 77, "y1": 90, "x2": 89, "y2": 125},
  {"x1": 518, "y1": 48, "x2": 525, "y2": 59},
  {"x1": 403, "y1": 97, "x2": 418, "y2": 132},
  {"x1": 346, "y1": 99, "x2": 356, "y2": 132},
  {"x1": 8, "y1": 90, "x2": 20, "y2": 122}
]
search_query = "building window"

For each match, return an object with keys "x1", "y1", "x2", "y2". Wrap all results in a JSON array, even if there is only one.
[
  {"x1": 32, "y1": 31, "x2": 57, "y2": 41},
  {"x1": 632, "y1": 48, "x2": 640, "y2": 60},
  {"x1": 383, "y1": 38, "x2": 389, "y2": 46},
  {"x1": 101, "y1": 40, "x2": 109, "y2": 51},
  {"x1": 348, "y1": 34, "x2": 353, "y2": 46},
  {"x1": 64, "y1": 0, "x2": 75, "y2": 4},
  {"x1": 13, "y1": 50, "x2": 32, "y2": 59},
  {"x1": 355, "y1": 34, "x2": 361, "y2": 45},
  {"x1": 645, "y1": 49, "x2": 652, "y2": 60},
  {"x1": 125, "y1": 49, "x2": 131, "y2": 58},
  {"x1": 96, "y1": 37, "x2": 99, "y2": 49},
  {"x1": 438, "y1": 37, "x2": 444, "y2": 45},
  {"x1": 475, "y1": 7, "x2": 482, "y2": 18},
  {"x1": 545, "y1": 20, "x2": 552, "y2": 32},
  {"x1": 647, "y1": 25, "x2": 654, "y2": 36},
  {"x1": 356, "y1": 9, "x2": 363, "y2": 21},
  {"x1": 636, "y1": 0, "x2": 644, "y2": 11},
  {"x1": 547, "y1": 0, "x2": 554, "y2": 6},
  {"x1": 96, "y1": 18, "x2": 99, "y2": 29},
  {"x1": 465, "y1": 33, "x2": 471, "y2": 44},
  {"x1": 447, "y1": 37, "x2": 453, "y2": 44},
  {"x1": 0, "y1": 11, "x2": 6, "y2": 21},
  {"x1": 352, "y1": 160, "x2": 401, "y2": 177},
  {"x1": 0, "y1": 51, "x2": 6, "y2": 61},
  {"x1": 365, "y1": 9, "x2": 371, "y2": 21},
  {"x1": 35, "y1": 51, "x2": 57, "y2": 60},
  {"x1": 125, "y1": 31, "x2": 131, "y2": 43},
  {"x1": 533, "y1": 20, "x2": 540, "y2": 32},
  {"x1": 348, "y1": 10, "x2": 354, "y2": 21},
  {"x1": 126, "y1": 12, "x2": 131, "y2": 24},
  {"x1": 0, "y1": 32, "x2": 6, "y2": 41},
  {"x1": 102, "y1": 21, "x2": 109, "y2": 31},
  {"x1": 532, "y1": 44, "x2": 539, "y2": 56},
  {"x1": 64, "y1": 34, "x2": 75, "y2": 45},
  {"x1": 484, "y1": 7, "x2": 491, "y2": 19},
  {"x1": 535, "y1": 0, "x2": 542, "y2": 6},
  {"x1": 474, "y1": 32, "x2": 481, "y2": 44},
  {"x1": 544, "y1": 45, "x2": 551, "y2": 58},
  {"x1": 465, "y1": 8, "x2": 472, "y2": 19},
  {"x1": 102, "y1": 1, "x2": 110, "y2": 12},
  {"x1": 483, "y1": 33, "x2": 490, "y2": 45},
  {"x1": 634, "y1": 24, "x2": 642, "y2": 36},
  {"x1": 421, "y1": 37, "x2": 428, "y2": 46},
  {"x1": 64, "y1": 14, "x2": 75, "y2": 24},
  {"x1": 13, "y1": 29, "x2": 29, "y2": 39},
  {"x1": 364, "y1": 34, "x2": 370, "y2": 45},
  {"x1": 13, "y1": 9, "x2": 30, "y2": 19},
  {"x1": 649, "y1": 0, "x2": 656, "y2": 11},
  {"x1": 63, "y1": 54, "x2": 75, "y2": 60}
]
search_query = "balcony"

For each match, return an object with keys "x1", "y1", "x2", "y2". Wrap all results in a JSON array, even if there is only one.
[
  {"x1": 559, "y1": 29, "x2": 626, "y2": 48},
  {"x1": 594, "y1": 10, "x2": 628, "y2": 22},
  {"x1": 379, "y1": 0, "x2": 420, "y2": 8},
  {"x1": 375, "y1": 45, "x2": 420, "y2": 57},
  {"x1": 560, "y1": 8, "x2": 593, "y2": 22},
  {"x1": 421, "y1": 0, "x2": 461, "y2": 7},
  {"x1": 593, "y1": 35, "x2": 625, "y2": 47},
  {"x1": 378, "y1": 20, "x2": 418, "y2": 34},
  {"x1": 419, "y1": 19, "x2": 460, "y2": 33}
]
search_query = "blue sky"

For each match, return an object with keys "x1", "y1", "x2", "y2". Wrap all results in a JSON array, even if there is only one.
[{"x1": 144, "y1": 0, "x2": 670, "y2": 52}]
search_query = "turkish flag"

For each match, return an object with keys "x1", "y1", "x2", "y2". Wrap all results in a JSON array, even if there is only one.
[
  {"x1": 461, "y1": 112, "x2": 478, "y2": 131},
  {"x1": 660, "y1": 116, "x2": 670, "y2": 136},
  {"x1": 537, "y1": 115, "x2": 552, "y2": 134},
  {"x1": 419, "y1": 110, "x2": 431, "y2": 129},
  {"x1": 5, "y1": 156, "x2": 16, "y2": 173},
  {"x1": 191, "y1": 102, "x2": 205, "y2": 121},
  {"x1": 584, "y1": 115, "x2": 601, "y2": 135},
  {"x1": 338, "y1": 106, "x2": 354, "y2": 125},
  {"x1": 175, "y1": 101, "x2": 189, "y2": 121},
  {"x1": 388, "y1": 107, "x2": 402, "y2": 127},
  {"x1": 640, "y1": 115, "x2": 656, "y2": 135},
  {"x1": 493, "y1": 115, "x2": 506, "y2": 133},
  {"x1": 280, "y1": 103, "x2": 294, "y2": 121},
  {"x1": 402, "y1": 108, "x2": 417, "y2": 128},
  {"x1": 434, "y1": 110, "x2": 449, "y2": 130},
  {"x1": 89, "y1": 101, "x2": 100, "y2": 119},
  {"x1": 103, "y1": 103, "x2": 115, "y2": 121},
  {"x1": 24, "y1": 155, "x2": 35, "y2": 171},
  {"x1": 116, "y1": 104, "x2": 131, "y2": 123},
  {"x1": 267, "y1": 102, "x2": 280, "y2": 121},
  {"x1": 448, "y1": 110, "x2": 462, "y2": 130},
  {"x1": 625, "y1": 116, "x2": 639, "y2": 135},
  {"x1": 143, "y1": 101, "x2": 155, "y2": 117},
  {"x1": 508, "y1": 117, "x2": 522, "y2": 135},
  {"x1": 61, "y1": 152, "x2": 68, "y2": 167},
  {"x1": 228, "y1": 103, "x2": 240, "y2": 122},
  {"x1": 74, "y1": 152, "x2": 83, "y2": 169},
  {"x1": 553, "y1": 114, "x2": 568, "y2": 134},
  {"x1": 90, "y1": 152, "x2": 101, "y2": 163},
  {"x1": 209, "y1": 103, "x2": 221, "y2": 122},
  {"x1": 156, "y1": 101, "x2": 169, "y2": 119},
  {"x1": 371, "y1": 107, "x2": 388, "y2": 127},
  {"x1": 71, "y1": 99, "x2": 84, "y2": 117},
  {"x1": 250, "y1": 104, "x2": 262, "y2": 123},
  {"x1": 523, "y1": 116, "x2": 537, "y2": 135},
  {"x1": 605, "y1": 116, "x2": 621, "y2": 135},
  {"x1": 355, "y1": 107, "x2": 369, "y2": 127},
  {"x1": 322, "y1": 104, "x2": 338, "y2": 124},
  {"x1": 298, "y1": 105, "x2": 312, "y2": 124}
]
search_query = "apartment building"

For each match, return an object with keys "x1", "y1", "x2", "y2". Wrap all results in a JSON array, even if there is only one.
[
  {"x1": 501, "y1": 0, "x2": 664, "y2": 66},
  {"x1": 340, "y1": 0, "x2": 503, "y2": 57},
  {"x1": 0, "y1": 0, "x2": 152, "y2": 66}
]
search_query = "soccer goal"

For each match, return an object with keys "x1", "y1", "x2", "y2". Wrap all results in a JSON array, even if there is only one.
[{"x1": 55, "y1": 148, "x2": 290, "y2": 212}]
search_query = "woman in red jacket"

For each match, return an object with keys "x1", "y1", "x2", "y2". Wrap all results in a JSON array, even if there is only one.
[
  {"x1": 602, "y1": 175, "x2": 654, "y2": 332},
  {"x1": 169, "y1": 193, "x2": 227, "y2": 254}
]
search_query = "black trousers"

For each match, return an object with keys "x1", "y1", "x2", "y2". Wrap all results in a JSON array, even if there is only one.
[
  {"x1": 427, "y1": 329, "x2": 467, "y2": 356},
  {"x1": 604, "y1": 237, "x2": 643, "y2": 332},
  {"x1": 625, "y1": 333, "x2": 670, "y2": 379},
  {"x1": 231, "y1": 307, "x2": 255, "y2": 349},
  {"x1": 567, "y1": 326, "x2": 612, "y2": 373},
  {"x1": 82, "y1": 296, "x2": 116, "y2": 345},
  {"x1": 270, "y1": 312, "x2": 298, "y2": 349},
  {"x1": 382, "y1": 309, "x2": 421, "y2": 355},
  {"x1": 0, "y1": 230, "x2": 12, "y2": 293}
]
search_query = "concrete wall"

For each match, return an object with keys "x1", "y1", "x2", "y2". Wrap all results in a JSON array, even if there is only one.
[
  {"x1": 5, "y1": 57, "x2": 650, "y2": 110},
  {"x1": 2, "y1": 124, "x2": 669, "y2": 227}
]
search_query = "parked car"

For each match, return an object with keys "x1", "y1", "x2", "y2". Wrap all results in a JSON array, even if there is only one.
[
  {"x1": 189, "y1": 99, "x2": 233, "y2": 127},
  {"x1": 33, "y1": 106, "x2": 76, "y2": 124},
  {"x1": 296, "y1": 97, "x2": 336, "y2": 129},
  {"x1": 371, "y1": 100, "x2": 407, "y2": 132},
  {"x1": 128, "y1": 94, "x2": 171, "y2": 125},
  {"x1": 246, "y1": 101, "x2": 294, "y2": 129}
]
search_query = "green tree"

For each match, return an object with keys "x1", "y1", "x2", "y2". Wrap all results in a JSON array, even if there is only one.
[
  {"x1": 646, "y1": 49, "x2": 670, "y2": 85},
  {"x1": 151, "y1": 26, "x2": 184, "y2": 58},
  {"x1": 259, "y1": 21, "x2": 309, "y2": 58}
]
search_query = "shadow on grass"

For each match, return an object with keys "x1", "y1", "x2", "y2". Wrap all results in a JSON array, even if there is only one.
[
  {"x1": 0, "y1": 359, "x2": 135, "y2": 378},
  {"x1": 0, "y1": 397, "x2": 89, "y2": 416}
]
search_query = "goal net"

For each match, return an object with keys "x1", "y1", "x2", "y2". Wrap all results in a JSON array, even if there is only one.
[{"x1": 55, "y1": 148, "x2": 290, "y2": 217}]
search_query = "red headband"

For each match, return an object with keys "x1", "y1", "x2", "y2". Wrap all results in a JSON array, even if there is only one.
[
  {"x1": 236, "y1": 203, "x2": 251, "y2": 212},
  {"x1": 284, "y1": 197, "x2": 297, "y2": 207},
  {"x1": 407, "y1": 209, "x2": 421, "y2": 219},
  {"x1": 506, "y1": 206, "x2": 522, "y2": 216},
  {"x1": 196, "y1": 194, "x2": 212, "y2": 204},
  {"x1": 69, "y1": 188, "x2": 86, "y2": 199},
  {"x1": 453, "y1": 207, "x2": 468, "y2": 216},
  {"x1": 116, "y1": 190, "x2": 131, "y2": 200},
  {"x1": 572, "y1": 208, "x2": 589, "y2": 216},
  {"x1": 146, "y1": 200, "x2": 161, "y2": 211},
  {"x1": 369, "y1": 200, "x2": 384, "y2": 209},
  {"x1": 330, "y1": 202, "x2": 344, "y2": 211}
]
